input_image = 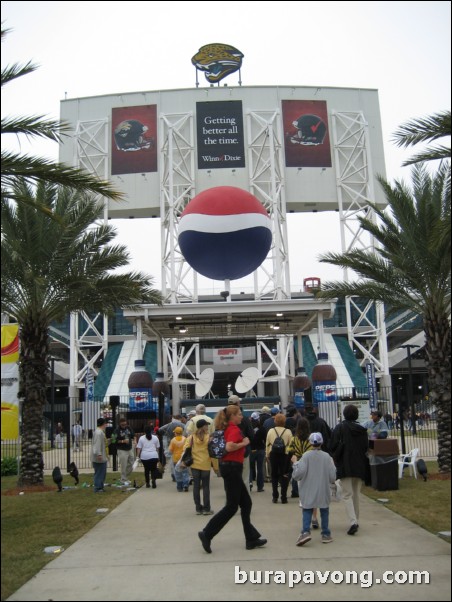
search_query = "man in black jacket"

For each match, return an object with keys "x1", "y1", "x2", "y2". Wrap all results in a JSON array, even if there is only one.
[
  {"x1": 305, "y1": 406, "x2": 332, "y2": 452},
  {"x1": 330, "y1": 404, "x2": 368, "y2": 536}
]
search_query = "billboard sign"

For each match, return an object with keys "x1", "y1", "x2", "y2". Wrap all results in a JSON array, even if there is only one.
[
  {"x1": 111, "y1": 105, "x2": 158, "y2": 175},
  {"x1": 1, "y1": 324, "x2": 19, "y2": 439},
  {"x1": 196, "y1": 101, "x2": 245, "y2": 170},
  {"x1": 282, "y1": 100, "x2": 332, "y2": 168}
]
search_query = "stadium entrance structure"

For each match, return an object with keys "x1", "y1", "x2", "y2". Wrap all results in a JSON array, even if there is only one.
[{"x1": 58, "y1": 85, "x2": 390, "y2": 406}]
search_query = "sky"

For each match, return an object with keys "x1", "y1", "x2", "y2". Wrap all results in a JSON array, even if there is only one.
[{"x1": 2, "y1": 0, "x2": 451, "y2": 292}]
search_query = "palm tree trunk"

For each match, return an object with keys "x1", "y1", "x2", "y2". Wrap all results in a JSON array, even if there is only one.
[
  {"x1": 424, "y1": 312, "x2": 451, "y2": 473},
  {"x1": 17, "y1": 319, "x2": 49, "y2": 486}
]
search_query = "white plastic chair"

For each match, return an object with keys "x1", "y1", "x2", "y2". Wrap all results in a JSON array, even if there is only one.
[{"x1": 398, "y1": 448, "x2": 419, "y2": 479}]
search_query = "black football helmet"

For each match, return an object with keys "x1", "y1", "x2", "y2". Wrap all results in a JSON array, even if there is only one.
[
  {"x1": 114, "y1": 120, "x2": 153, "y2": 151},
  {"x1": 290, "y1": 114, "x2": 328, "y2": 146}
]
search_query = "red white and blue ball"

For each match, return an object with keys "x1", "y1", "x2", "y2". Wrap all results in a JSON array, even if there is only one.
[{"x1": 178, "y1": 187, "x2": 272, "y2": 281}]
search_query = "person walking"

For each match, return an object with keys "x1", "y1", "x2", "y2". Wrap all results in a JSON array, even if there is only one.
[
  {"x1": 72, "y1": 422, "x2": 82, "y2": 450},
  {"x1": 114, "y1": 416, "x2": 135, "y2": 485},
  {"x1": 292, "y1": 432, "x2": 337, "y2": 546},
  {"x1": 169, "y1": 426, "x2": 190, "y2": 492},
  {"x1": 136, "y1": 426, "x2": 160, "y2": 488},
  {"x1": 198, "y1": 405, "x2": 267, "y2": 554},
  {"x1": 265, "y1": 413, "x2": 293, "y2": 503},
  {"x1": 91, "y1": 417, "x2": 108, "y2": 493},
  {"x1": 330, "y1": 404, "x2": 369, "y2": 535},
  {"x1": 183, "y1": 419, "x2": 214, "y2": 514},
  {"x1": 248, "y1": 411, "x2": 266, "y2": 493}
]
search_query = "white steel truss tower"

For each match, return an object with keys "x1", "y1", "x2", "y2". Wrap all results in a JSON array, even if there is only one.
[{"x1": 330, "y1": 111, "x2": 390, "y2": 379}]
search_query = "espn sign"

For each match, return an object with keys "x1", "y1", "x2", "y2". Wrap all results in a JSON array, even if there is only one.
[{"x1": 213, "y1": 348, "x2": 243, "y2": 365}]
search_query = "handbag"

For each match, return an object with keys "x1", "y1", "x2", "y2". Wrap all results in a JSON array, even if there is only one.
[
  {"x1": 181, "y1": 440, "x2": 194, "y2": 467},
  {"x1": 155, "y1": 461, "x2": 165, "y2": 479}
]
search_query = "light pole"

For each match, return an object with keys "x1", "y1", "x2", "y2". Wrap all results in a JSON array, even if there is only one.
[
  {"x1": 50, "y1": 357, "x2": 56, "y2": 449},
  {"x1": 399, "y1": 344, "x2": 420, "y2": 435}
]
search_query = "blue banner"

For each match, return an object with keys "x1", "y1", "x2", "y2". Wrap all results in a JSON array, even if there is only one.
[{"x1": 365, "y1": 361, "x2": 377, "y2": 410}]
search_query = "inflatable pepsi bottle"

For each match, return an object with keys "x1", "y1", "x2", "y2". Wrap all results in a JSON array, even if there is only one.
[
  {"x1": 152, "y1": 372, "x2": 171, "y2": 417},
  {"x1": 293, "y1": 367, "x2": 311, "y2": 410},
  {"x1": 312, "y1": 353, "x2": 338, "y2": 428},
  {"x1": 128, "y1": 360, "x2": 153, "y2": 412}
]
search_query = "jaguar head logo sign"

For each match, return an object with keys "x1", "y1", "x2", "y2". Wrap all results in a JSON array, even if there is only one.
[{"x1": 191, "y1": 43, "x2": 244, "y2": 84}]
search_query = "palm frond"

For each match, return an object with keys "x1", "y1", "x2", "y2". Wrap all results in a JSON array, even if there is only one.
[
  {"x1": 1, "y1": 115, "x2": 69, "y2": 142},
  {"x1": 401, "y1": 145, "x2": 451, "y2": 166},
  {"x1": 1, "y1": 61, "x2": 38, "y2": 87},
  {"x1": 392, "y1": 111, "x2": 451, "y2": 148},
  {"x1": 1, "y1": 151, "x2": 123, "y2": 201}
]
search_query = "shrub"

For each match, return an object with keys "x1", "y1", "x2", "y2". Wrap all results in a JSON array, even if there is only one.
[{"x1": 1, "y1": 457, "x2": 19, "y2": 476}]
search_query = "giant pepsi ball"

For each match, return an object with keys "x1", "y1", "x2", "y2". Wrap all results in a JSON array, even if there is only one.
[{"x1": 178, "y1": 187, "x2": 272, "y2": 281}]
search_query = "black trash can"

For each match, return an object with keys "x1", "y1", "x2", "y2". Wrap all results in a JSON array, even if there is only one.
[{"x1": 368, "y1": 439, "x2": 399, "y2": 491}]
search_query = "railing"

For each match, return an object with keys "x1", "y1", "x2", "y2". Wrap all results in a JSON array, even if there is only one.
[{"x1": 1, "y1": 391, "x2": 439, "y2": 475}]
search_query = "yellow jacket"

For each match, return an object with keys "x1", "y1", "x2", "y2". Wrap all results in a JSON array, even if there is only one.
[{"x1": 183, "y1": 433, "x2": 218, "y2": 471}]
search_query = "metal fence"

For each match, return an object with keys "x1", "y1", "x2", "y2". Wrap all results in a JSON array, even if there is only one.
[{"x1": 1, "y1": 389, "x2": 439, "y2": 474}]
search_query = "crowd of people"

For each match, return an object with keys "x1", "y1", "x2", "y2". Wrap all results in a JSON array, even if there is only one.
[{"x1": 89, "y1": 399, "x2": 378, "y2": 551}]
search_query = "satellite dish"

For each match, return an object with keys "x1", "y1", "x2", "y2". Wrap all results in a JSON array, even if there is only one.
[
  {"x1": 195, "y1": 368, "x2": 215, "y2": 398},
  {"x1": 235, "y1": 367, "x2": 259, "y2": 395}
]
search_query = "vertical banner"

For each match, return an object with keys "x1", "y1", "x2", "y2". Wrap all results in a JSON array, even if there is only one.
[
  {"x1": 196, "y1": 101, "x2": 245, "y2": 169},
  {"x1": 111, "y1": 105, "x2": 158, "y2": 175},
  {"x1": 366, "y1": 360, "x2": 378, "y2": 410},
  {"x1": 82, "y1": 364, "x2": 100, "y2": 433},
  {"x1": 1, "y1": 324, "x2": 20, "y2": 439},
  {"x1": 282, "y1": 100, "x2": 332, "y2": 168},
  {"x1": 85, "y1": 365, "x2": 94, "y2": 403}
]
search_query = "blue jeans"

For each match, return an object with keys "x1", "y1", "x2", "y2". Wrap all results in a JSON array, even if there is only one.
[
  {"x1": 302, "y1": 507, "x2": 330, "y2": 536},
  {"x1": 93, "y1": 461, "x2": 107, "y2": 492},
  {"x1": 249, "y1": 449, "x2": 265, "y2": 491},
  {"x1": 174, "y1": 464, "x2": 190, "y2": 490}
]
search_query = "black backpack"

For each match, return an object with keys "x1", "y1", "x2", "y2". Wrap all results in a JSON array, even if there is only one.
[{"x1": 271, "y1": 428, "x2": 287, "y2": 454}]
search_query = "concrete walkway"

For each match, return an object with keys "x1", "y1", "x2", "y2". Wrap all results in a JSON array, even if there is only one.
[{"x1": 8, "y1": 474, "x2": 451, "y2": 601}]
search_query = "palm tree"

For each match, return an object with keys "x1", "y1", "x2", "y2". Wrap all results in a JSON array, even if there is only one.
[
  {"x1": 1, "y1": 179, "x2": 163, "y2": 485},
  {"x1": 1, "y1": 28, "x2": 122, "y2": 205},
  {"x1": 392, "y1": 110, "x2": 451, "y2": 166},
  {"x1": 317, "y1": 163, "x2": 451, "y2": 473}
]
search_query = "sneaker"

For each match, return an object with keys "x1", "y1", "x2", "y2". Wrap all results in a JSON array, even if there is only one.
[
  {"x1": 183, "y1": 486, "x2": 189, "y2": 492},
  {"x1": 246, "y1": 538, "x2": 267, "y2": 550},
  {"x1": 257, "y1": 489, "x2": 265, "y2": 493},
  {"x1": 296, "y1": 532, "x2": 311, "y2": 546},
  {"x1": 196, "y1": 509, "x2": 203, "y2": 515},
  {"x1": 322, "y1": 534, "x2": 333, "y2": 543},
  {"x1": 198, "y1": 531, "x2": 212, "y2": 554},
  {"x1": 312, "y1": 519, "x2": 319, "y2": 529},
  {"x1": 122, "y1": 480, "x2": 130, "y2": 487},
  {"x1": 347, "y1": 523, "x2": 359, "y2": 535},
  {"x1": 203, "y1": 509, "x2": 214, "y2": 515}
]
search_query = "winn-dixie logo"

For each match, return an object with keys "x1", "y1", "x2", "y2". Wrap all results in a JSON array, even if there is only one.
[
  {"x1": 201, "y1": 153, "x2": 242, "y2": 162},
  {"x1": 191, "y1": 43, "x2": 244, "y2": 84}
]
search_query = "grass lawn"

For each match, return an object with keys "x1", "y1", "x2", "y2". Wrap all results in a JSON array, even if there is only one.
[
  {"x1": 1, "y1": 463, "x2": 450, "y2": 600},
  {"x1": 0, "y1": 471, "x2": 145, "y2": 601},
  {"x1": 362, "y1": 461, "x2": 451, "y2": 539}
]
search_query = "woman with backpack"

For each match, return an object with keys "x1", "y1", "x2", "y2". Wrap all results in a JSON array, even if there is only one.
[
  {"x1": 265, "y1": 413, "x2": 293, "y2": 503},
  {"x1": 198, "y1": 405, "x2": 267, "y2": 554}
]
